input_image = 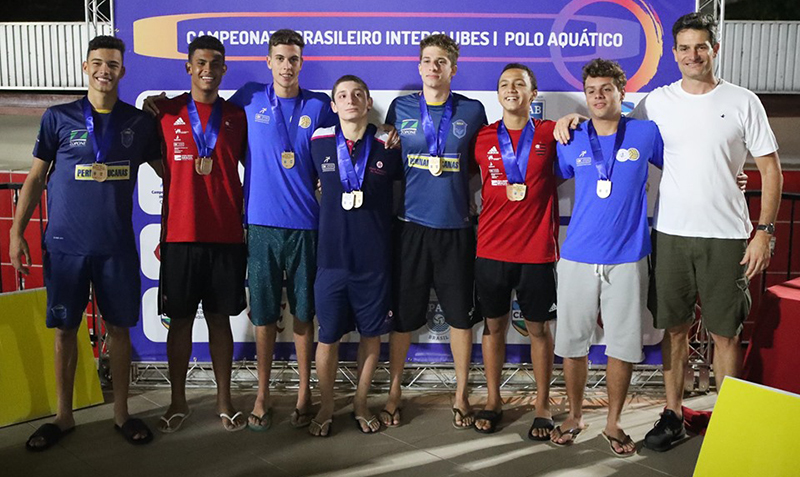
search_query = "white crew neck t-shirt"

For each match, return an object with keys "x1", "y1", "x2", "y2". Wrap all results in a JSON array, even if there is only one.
[{"x1": 630, "y1": 79, "x2": 778, "y2": 239}]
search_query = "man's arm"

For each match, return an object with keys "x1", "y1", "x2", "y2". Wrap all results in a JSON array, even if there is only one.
[
  {"x1": 741, "y1": 152, "x2": 783, "y2": 279},
  {"x1": 9, "y1": 158, "x2": 50, "y2": 275}
]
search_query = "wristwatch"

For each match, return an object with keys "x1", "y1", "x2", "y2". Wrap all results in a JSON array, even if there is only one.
[{"x1": 756, "y1": 223, "x2": 775, "y2": 234}]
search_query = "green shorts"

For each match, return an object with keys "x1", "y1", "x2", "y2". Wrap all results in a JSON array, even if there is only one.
[
  {"x1": 649, "y1": 231, "x2": 751, "y2": 337},
  {"x1": 247, "y1": 225, "x2": 317, "y2": 326}
]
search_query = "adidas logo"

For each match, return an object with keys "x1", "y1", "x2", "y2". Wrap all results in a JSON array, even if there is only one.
[
  {"x1": 173, "y1": 117, "x2": 186, "y2": 126},
  {"x1": 487, "y1": 146, "x2": 499, "y2": 155},
  {"x1": 549, "y1": 303, "x2": 557, "y2": 313}
]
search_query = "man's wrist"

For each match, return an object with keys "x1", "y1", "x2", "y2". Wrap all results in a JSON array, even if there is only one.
[{"x1": 756, "y1": 223, "x2": 775, "y2": 235}]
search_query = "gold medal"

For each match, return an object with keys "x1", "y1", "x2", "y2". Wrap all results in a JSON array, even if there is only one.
[
  {"x1": 353, "y1": 190, "x2": 364, "y2": 209},
  {"x1": 195, "y1": 156, "x2": 213, "y2": 175},
  {"x1": 506, "y1": 183, "x2": 527, "y2": 201},
  {"x1": 428, "y1": 156, "x2": 442, "y2": 176},
  {"x1": 282, "y1": 151, "x2": 295, "y2": 169},
  {"x1": 91, "y1": 163, "x2": 108, "y2": 182},
  {"x1": 597, "y1": 179, "x2": 612, "y2": 199},
  {"x1": 341, "y1": 191, "x2": 355, "y2": 210}
]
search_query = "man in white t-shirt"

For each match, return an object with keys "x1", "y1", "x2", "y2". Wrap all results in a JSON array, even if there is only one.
[{"x1": 628, "y1": 13, "x2": 782, "y2": 452}]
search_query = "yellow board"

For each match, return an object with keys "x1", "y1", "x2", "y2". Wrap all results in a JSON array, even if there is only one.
[
  {"x1": 0, "y1": 288, "x2": 103, "y2": 428},
  {"x1": 694, "y1": 377, "x2": 799, "y2": 476}
]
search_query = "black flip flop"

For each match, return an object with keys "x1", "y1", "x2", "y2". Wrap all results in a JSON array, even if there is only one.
[
  {"x1": 474, "y1": 410, "x2": 503, "y2": 434},
  {"x1": 379, "y1": 408, "x2": 401, "y2": 428},
  {"x1": 528, "y1": 417, "x2": 555, "y2": 441},
  {"x1": 114, "y1": 418, "x2": 153, "y2": 445},
  {"x1": 25, "y1": 423, "x2": 74, "y2": 452}
]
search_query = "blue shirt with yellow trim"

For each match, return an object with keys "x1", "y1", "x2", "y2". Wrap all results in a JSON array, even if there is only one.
[
  {"x1": 385, "y1": 92, "x2": 487, "y2": 229},
  {"x1": 33, "y1": 98, "x2": 160, "y2": 255}
]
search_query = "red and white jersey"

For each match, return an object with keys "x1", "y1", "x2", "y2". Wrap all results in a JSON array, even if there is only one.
[
  {"x1": 157, "y1": 93, "x2": 247, "y2": 243},
  {"x1": 473, "y1": 119, "x2": 559, "y2": 263}
]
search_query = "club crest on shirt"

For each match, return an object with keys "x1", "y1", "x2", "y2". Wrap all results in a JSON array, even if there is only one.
[
  {"x1": 69, "y1": 129, "x2": 88, "y2": 147},
  {"x1": 400, "y1": 119, "x2": 418, "y2": 135},
  {"x1": 452, "y1": 119, "x2": 467, "y2": 138},
  {"x1": 616, "y1": 147, "x2": 640, "y2": 162},
  {"x1": 299, "y1": 115, "x2": 312, "y2": 129},
  {"x1": 121, "y1": 128, "x2": 134, "y2": 148},
  {"x1": 255, "y1": 108, "x2": 270, "y2": 124}
]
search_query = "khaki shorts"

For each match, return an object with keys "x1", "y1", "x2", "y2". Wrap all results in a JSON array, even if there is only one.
[{"x1": 649, "y1": 231, "x2": 751, "y2": 337}]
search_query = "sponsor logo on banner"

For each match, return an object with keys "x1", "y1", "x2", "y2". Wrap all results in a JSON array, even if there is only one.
[
  {"x1": 510, "y1": 300, "x2": 528, "y2": 336},
  {"x1": 70, "y1": 129, "x2": 88, "y2": 147},
  {"x1": 426, "y1": 302, "x2": 450, "y2": 341},
  {"x1": 452, "y1": 119, "x2": 467, "y2": 138},
  {"x1": 121, "y1": 128, "x2": 135, "y2": 148},
  {"x1": 530, "y1": 100, "x2": 545, "y2": 119},
  {"x1": 400, "y1": 119, "x2": 418, "y2": 135},
  {"x1": 407, "y1": 154, "x2": 460, "y2": 172}
]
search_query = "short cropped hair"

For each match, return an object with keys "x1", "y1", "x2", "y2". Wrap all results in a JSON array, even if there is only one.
[
  {"x1": 331, "y1": 74, "x2": 370, "y2": 99},
  {"x1": 87, "y1": 35, "x2": 125, "y2": 60},
  {"x1": 188, "y1": 35, "x2": 225, "y2": 62},
  {"x1": 582, "y1": 58, "x2": 627, "y2": 92},
  {"x1": 672, "y1": 12, "x2": 718, "y2": 46},
  {"x1": 419, "y1": 34, "x2": 460, "y2": 66},
  {"x1": 498, "y1": 63, "x2": 538, "y2": 91},
  {"x1": 269, "y1": 29, "x2": 304, "y2": 55}
]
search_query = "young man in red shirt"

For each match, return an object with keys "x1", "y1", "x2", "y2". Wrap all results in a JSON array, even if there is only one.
[
  {"x1": 472, "y1": 64, "x2": 558, "y2": 437},
  {"x1": 154, "y1": 35, "x2": 248, "y2": 432}
]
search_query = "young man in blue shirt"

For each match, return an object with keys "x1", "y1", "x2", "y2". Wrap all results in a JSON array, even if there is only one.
[
  {"x1": 551, "y1": 59, "x2": 663, "y2": 457},
  {"x1": 10, "y1": 36, "x2": 161, "y2": 450}
]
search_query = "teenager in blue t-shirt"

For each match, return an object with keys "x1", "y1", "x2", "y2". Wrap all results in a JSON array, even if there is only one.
[
  {"x1": 382, "y1": 34, "x2": 487, "y2": 429},
  {"x1": 10, "y1": 36, "x2": 161, "y2": 450},
  {"x1": 307, "y1": 75, "x2": 402, "y2": 437},
  {"x1": 550, "y1": 59, "x2": 663, "y2": 457}
]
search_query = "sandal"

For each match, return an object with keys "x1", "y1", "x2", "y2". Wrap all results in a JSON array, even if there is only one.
[
  {"x1": 379, "y1": 408, "x2": 401, "y2": 428},
  {"x1": 352, "y1": 413, "x2": 381, "y2": 434},
  {"x1": 452, "y1": 408, "x2": 474, "y2": 430},
  {"x1": 25, "y1": 423, "x2": 75, "y2": 452},
  {"x1": 114, "y1": 418, "x2": 153, "y2": 445},
  {"x1": 309, "y1": 418, "x2": 333, "y2": 438},
  {"x1": 550, "y1": 424, "x2": 587, "y2": 446},
  {"x1": 290, "y1": 408, "x2": 314, "y2": 428},
  {"x1": 528, "y1": 417, "x2": 554, "y2": 441},
  {"x1": 247, "y1": 408, "x2": 272, "y2": 432},
  {"x1": 158, "y1": 410, "x2": 191, "y2": 434},
  {"x1": 474, "y1": 410, "x2": 503, "y2": 434},
  {"x1": 219, "y1": 411, "x2": 246, "y2": 432},
  {"x1": 602, "y1": 431, "x2": 637, "y2": 458}
]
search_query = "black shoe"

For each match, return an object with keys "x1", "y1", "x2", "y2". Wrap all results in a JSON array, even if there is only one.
[{"x1": 643, "y1": 409, "x2": 686, "y2": 452}]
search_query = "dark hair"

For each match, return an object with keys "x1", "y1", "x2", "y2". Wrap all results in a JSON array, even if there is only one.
[
  {"x1": 582, "y1": 58, "x2": 627, "y2": 92},
  {"x1": 419, "y1": 34, "x2": 459, "y2": 66},
  {"x1": 331, "y1": 74, "x2": 370, "y2": 99},
  {"x1": 498, "y1": 63, "x2": 538, "y2": 91},
  {"x1": 188, "y1": 35, "x2": 225, "y2": 62},
  {"x1": 672, "y1": 13, "x2": 718, "y2": 46},
  {"x1": 87, "y1": 35, "x2": 125, "y2": 60},
  {"x1": 269, "y1": 29, "x2": 304, "y2": 54}
]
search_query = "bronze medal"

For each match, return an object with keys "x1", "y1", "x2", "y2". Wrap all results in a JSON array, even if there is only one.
[
  {"x1": 506, "y1": 183, "x2": 526, "y2": 201},
  {"x1": 91, "y1": 163, "x2": 108, "y2": 182},
  {"x1": 282, "y1": 151, "x2": 295, "y2": 169},
  {"x1": 195, "y1": 156, "x2": 213, "y2": 176}
]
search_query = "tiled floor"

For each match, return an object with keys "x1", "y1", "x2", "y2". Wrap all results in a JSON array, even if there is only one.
[{"x1": 0, "y1": 388, "x2": 716, "y2": 477}]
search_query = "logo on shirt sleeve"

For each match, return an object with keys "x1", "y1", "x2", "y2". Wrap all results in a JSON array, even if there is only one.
[
  {"x1": 321, "y1": 156, "x2": 336, "y2": 172},
  {"x1": 69, "y1": 129, "x2": 88, "y2": 147},
  {"x1": 400, "y1": 119, "x2": 418, "y2": 135},
  {"x1": 452, "y1": 119, "x2": 467, "y2": 139}
]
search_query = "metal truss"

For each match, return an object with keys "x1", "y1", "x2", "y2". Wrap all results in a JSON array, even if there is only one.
[
  {"x1": 85, "y1": 0, "x2": 115, "y2": 40},
  {"x1": 130, "y1": 360, "x2": 673, "y2": 394}
]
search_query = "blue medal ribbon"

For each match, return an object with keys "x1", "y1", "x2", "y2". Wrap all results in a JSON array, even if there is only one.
[
  {"x1": 335, "y1": 125, "x2": 373, "y2": 193},
  {"x1": 267, "y1": 84, "x2": 304, "y2": 153},
  {"x1": 587, "y1": 117, "x2": 627, "y2": 181},
  {"x1": 418, "y1": 93, "x2": 453, "y2": 158},
  {"x1": 82, "y1": 97, "x2": 116, "y2": 164},
  {"x1": 186, "y1": 95, "x2": 223, "y2": 158},
  {"x1": 497, "y1": 119, "x2": 535, "y2": 185}
]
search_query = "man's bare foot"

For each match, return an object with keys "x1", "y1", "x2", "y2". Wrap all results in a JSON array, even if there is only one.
[{"x1": 550, "y1": 416, "x2": 587, "y2": 445}]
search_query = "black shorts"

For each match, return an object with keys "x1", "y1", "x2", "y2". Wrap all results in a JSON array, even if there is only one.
[
  {"x1": 475, "y1": 258, "x2": 557, "y2": 323},
  {"x1": 392, "y1": 221, "x2": 479, "y2": 332},
  {"x1": 158, "y1": 242, "x2": 247, "y2": 318}
]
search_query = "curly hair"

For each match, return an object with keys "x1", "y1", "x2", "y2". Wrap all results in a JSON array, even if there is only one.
[{"x1": 582, "y1": 58, "x2": 627, "y2": 92}]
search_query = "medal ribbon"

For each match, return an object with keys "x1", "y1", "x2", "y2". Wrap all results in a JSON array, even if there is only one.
[
  {"x1": 497, "y1": 119, "x2": 535, "y2": 185},
  {"x1": 418, "y1": 93, "x2": 453, "y2": 158},
  {"x1": 587, "y1": 117, "x2": 627, "y2": 182},
  {"x1": 186, "y1": 95, "x2": 223, "y2": 159},
  {"x1": 335, "y1": 125, "x2": 373, "y2": 193},
  {"x1": 82, "y1": 97, "x2": 116, "y2": 164},
  {"x1": 267, "y1": 84, "x2": 304, "y2": 153}
]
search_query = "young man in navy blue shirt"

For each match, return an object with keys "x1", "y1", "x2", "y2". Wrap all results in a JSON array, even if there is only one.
[
  {"x1": 10, "y1": 36, "x2": 162, "y2": 450},
  {"x1": 308, "y1": 75, "x2": 402, "y2": 436}
]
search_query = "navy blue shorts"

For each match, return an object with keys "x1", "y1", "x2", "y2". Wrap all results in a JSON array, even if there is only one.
[
  {"x1": 314, "y1": 268, "x2": 393, "y2": 344},
  {"x1": 43, "y1": 251, "x2": 141, "y2": 329}
]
